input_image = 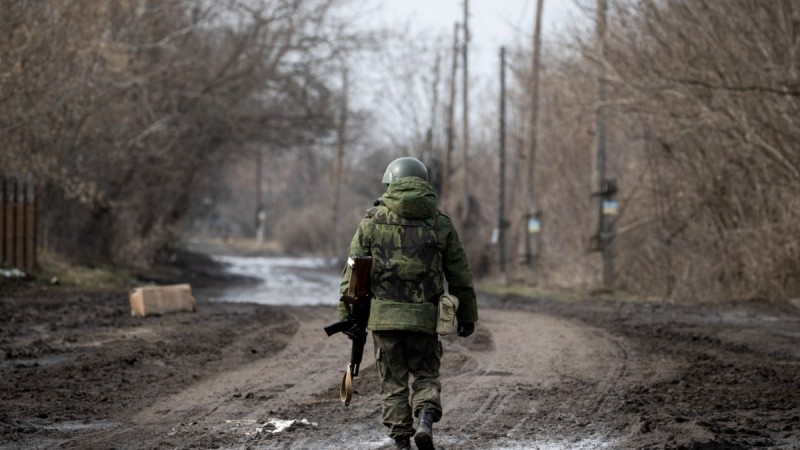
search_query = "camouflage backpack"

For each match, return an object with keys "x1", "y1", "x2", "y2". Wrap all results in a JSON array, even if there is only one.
[{"x1": 364, "y1": 179, "x2": 445, "y2": 333}]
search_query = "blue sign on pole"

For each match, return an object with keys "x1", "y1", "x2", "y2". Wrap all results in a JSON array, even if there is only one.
[
  {"x1": 602, "y1": 200, "x2": 618, "y2": 216},
  {"x1": 527, "y1": 218, "x2": 541, "y2": 234}
]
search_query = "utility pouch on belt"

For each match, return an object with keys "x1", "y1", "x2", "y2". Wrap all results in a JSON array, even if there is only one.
[{"x1": 436, "y1": 293, "x2": 459, "y2": 335}]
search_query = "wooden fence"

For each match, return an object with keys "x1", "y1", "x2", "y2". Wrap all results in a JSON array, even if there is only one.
[{"x1": 1, "y1": 174, "x2": 37, "y2": 272}]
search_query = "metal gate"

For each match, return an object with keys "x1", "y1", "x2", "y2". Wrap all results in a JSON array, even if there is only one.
[{"x1": 1, "y1": 174, "x2": 37, "y2": 272}]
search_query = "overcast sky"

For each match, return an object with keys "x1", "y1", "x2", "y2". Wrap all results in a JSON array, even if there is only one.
[
  {"x1": 373, "y1": 0, "x2": 585, "y2": 68},
  {"x1": 350, "y1": 1, "x2": 588, "y2": 145}
]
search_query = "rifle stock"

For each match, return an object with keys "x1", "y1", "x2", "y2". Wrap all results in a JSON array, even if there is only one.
[{"x1": 324, "y1": 256, "x2": 372, "y2": 406}]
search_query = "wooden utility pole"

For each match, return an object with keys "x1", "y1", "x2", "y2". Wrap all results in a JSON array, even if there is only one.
[
  {"x1": 254, "y1": 149, "x2": 265, "y2": 243},
  {"x1": 0, "y1": 175, "x2": 5, "y2": 265},
  {"x1": 25, "y1": 173, "x2": 36, "y2": 271},
  {"x1": 15, "y1": 175, "x2": 25, "y2": 267},
  {"x1": 522, "y1": 0, "x2": 545, "y2": 267},
  {"x1": 424, "y1": 53, "x2": 441, "y2": 167},
  {"x1": 3, "y1": 176, "x2": 13, "y2": 265},
  {"x1": 443, "y1": 22, "x2": 460, "y2": 203},
  {"x1": 590, "y1": 0, "x2": 614, "y2": 288},
  {"x1": 460, "y1": 0, "x2": 470, "y2": 222},
  {"x1": 331, "y1": 68, "x2": 349, "y2": 254},
  {"x1": 498, "y1": 47, "x2": 508, "y2": 276}
]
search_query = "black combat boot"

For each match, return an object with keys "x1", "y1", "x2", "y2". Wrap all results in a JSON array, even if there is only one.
[
  {"x1": 394, "y1": 437, "x2": 411, "y2": 450},
  {"x1": 414, "y1": 410, "x2": 435, "y2": 450}
]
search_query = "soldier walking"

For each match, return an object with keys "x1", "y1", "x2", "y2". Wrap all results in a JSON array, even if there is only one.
[{"x1": 338, "y1": 157, "x2": 478, "y2": 450}]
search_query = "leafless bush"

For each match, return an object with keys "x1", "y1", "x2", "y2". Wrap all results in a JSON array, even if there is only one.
[
  {"x1": 598, "y1": 0, "x2": 800, "y2": 300},
  {"x1": 499, "y1": 0, "x2": 800, "y2": 301},
  {"x1": 0, "y1": 0, "x2": 359, "y2": 267}
]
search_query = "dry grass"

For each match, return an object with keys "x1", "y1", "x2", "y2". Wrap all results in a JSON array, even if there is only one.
[{"x1": 35, "y1": 250, "x2": 133, "y2": 289}]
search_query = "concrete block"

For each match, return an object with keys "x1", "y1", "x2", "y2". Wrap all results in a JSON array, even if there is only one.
[{"x1": 129, "y1": 284, "x2": 196, "y2": 317}]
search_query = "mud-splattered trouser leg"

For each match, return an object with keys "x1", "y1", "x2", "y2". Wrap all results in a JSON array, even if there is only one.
[{"x1": 373, "y1": 331, "x2": 442, "y2": 440}]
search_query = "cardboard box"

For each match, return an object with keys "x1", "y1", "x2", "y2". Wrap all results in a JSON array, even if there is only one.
[{"x1": 129, "y1": 284, "x2": 196, "y2": 317}]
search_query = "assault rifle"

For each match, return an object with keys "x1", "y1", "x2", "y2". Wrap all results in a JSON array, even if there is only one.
[{"x1": 323, "y1": 256, "x2": 372, "y2": 406}]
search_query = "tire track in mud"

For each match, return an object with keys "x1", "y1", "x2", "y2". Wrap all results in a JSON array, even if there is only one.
[
  {"x1": 9, "y1": 287, "x2": 798, "y2": 449},
  {"x1": 63, "y1": 306, "x2": 377, "y2": 449},
  {"x1": 169, "y1": 306, "x2": 381, "y2": 450},
  {"x1": 64, "y1": 307, "x2": 640, "y2": 450},
  {"x1": 434, "y1": 310, "x2": 634, "y2": 449}
]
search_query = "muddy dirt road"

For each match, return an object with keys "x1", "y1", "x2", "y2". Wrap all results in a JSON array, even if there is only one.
[{"x1": 2, "y1": 279, "x2": 800, "y2": 449}]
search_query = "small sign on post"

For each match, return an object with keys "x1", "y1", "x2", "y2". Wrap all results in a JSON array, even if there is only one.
[
  {"x1": 527, "y1": 212, "x2": 543, "y2": 261},
  {"x1": 602, "y1": 199, "x2": 618, "y2": 216},
  {"x1": 527, "y1": 217, "x2": 541, "y2": 234},
  {"x1": 600, "y1": 180, "x2": 618, "y2": 235}
]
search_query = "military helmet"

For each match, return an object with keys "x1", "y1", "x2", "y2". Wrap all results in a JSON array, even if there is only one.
[{"x1": 382, "y1": 157, "x2": 428, "y2": 184}]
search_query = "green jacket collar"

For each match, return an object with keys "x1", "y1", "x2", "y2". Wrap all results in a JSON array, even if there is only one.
[{"x1": 381, "y1": 178, "x2": 438, "y2": 219}]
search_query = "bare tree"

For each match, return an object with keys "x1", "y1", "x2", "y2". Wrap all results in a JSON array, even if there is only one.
[
  {"x1": 0, "y1": 0, "x2": 363, "y2": 266},
  {"x1": 596, "y1": 0, "x2": 800, "y2": 300}
]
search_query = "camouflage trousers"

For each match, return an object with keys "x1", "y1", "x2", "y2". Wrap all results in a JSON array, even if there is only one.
[{"x1": 372, "y1": 330, "x2": 442, "y2": 440}]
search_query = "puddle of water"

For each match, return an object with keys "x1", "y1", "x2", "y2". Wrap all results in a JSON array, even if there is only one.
[
  {"x1": 361, "y1": 437, "x2": 395, "y2": 448},
  {"x1": 203, "y1": 256, "x2": 342, "y2": 306},
  {"x1": 1, "y1": 268, "x2": 26, "y2": 278},
  {"x1": 778, "y1": 331, "x2": 800, "y2": 339},
  {"x1": 0, "y1": 354, "x2": 74, "y2": 369},
  {"x1": 40, "y1": 420, "x2": 118, "y2": 432},
  {"x1": 6, "y1": 419, "x2": 119, "y2": 433},
  {"x1": 436, "y1": 435, "x2": 617, "y2": 450},
  {"x1": 716, "y1": 311, "x2": 785, "y2": 325},
  {"x1": 220, "y1": 417, "x2": 318, "y2": 437}
]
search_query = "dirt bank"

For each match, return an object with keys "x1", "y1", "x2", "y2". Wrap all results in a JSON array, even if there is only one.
[{"x1": 1, "y1": 284, "x2": 799, "y2": 449}]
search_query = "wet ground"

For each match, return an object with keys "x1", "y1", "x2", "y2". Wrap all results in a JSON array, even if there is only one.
[{"x1": 1, "y1": 256, "x2": 799, "y2": 449}]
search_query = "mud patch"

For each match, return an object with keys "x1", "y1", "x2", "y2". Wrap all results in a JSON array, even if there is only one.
[
  {"x1": 2, "y1": 282, "x2": 799, "y2": 449},
  {"x1": 0, "y1": 288, "x2": 292, "y2": 449},
  {"x1": 221, "y1": 418, "x2": 318, "y2": 436}
]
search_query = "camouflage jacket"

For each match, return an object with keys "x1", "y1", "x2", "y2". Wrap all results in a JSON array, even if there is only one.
[{"x1": 338, "y1": 177, "x2": 478, "y2": 333}]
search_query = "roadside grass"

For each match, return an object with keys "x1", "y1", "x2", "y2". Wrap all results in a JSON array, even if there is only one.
[
  {"x1": 182, "y1": 236, "x2": 283, "y2": 257},
  {"x1": 27, "y1": 237, "x2": 291, "y2": 291},
  {"x1": 477, "y1": 281, "x2": 643, "y2": 303},
  {"x1": 34, "y1": 250, "x2": 133, "y2": 289},
  {"x1": 478, "y1": 282, "x2": 585, "y2": 303}
]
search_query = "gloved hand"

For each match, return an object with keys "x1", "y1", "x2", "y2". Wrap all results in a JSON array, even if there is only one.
[
  {"x1": 457, "y1": 322, "x2": 475, "y2": 338},
  {"x1": 343, "y1": 322, "x2": 361, "y2": 340}
]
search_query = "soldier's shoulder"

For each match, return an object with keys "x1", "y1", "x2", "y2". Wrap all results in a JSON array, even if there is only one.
[
  {"x1": 364, "y1": 202, "x2": 387, "y2": 219},
  {"x1": 436, "y1": 211, "x2": 454, "y2": 226},
  {"x1": 434, "y1": 211, "x2": 457, "y2": 238}
]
